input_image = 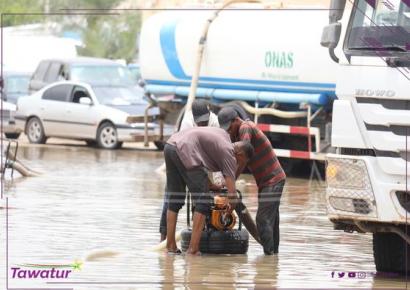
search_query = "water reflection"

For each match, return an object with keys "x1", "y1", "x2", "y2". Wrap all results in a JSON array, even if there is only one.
[{"x1": 0, "y1": 145, "x2": 407, "y2": 289}]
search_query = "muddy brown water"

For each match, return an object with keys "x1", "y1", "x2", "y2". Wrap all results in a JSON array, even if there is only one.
[{"x1": 0, "y1": 144, "x2": 408, "y2": 289}]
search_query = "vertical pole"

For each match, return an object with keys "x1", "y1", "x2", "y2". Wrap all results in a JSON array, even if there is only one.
[
  {"x1": 307, "y1": 104, "x2": 312, "y2": 153},
  {"x1": 254, "y1": 101, "x2": 259, "y2": 124}
]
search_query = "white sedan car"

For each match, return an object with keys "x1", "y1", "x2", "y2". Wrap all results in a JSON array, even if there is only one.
[{"x1": 15, "y1": 81, "x2": 162, "y2": 149}]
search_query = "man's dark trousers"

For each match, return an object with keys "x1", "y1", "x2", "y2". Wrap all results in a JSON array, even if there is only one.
[{"x1": 256, "y1": 179, "x2": 285, "y2": 255}]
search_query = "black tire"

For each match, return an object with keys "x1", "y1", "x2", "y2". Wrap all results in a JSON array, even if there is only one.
[
  {"x1": 181, "y1": 228, "x2": 249, "y2": 254},
  {"x1": 373, "y1": 231, "x2": 410, "y2": 274},
  {"x1": 5, "y1": 133, "x2": 21, "y2": 139},
  {"x1": 26, "y1": 117, "x2": 47, "y2": 144},
  {"x1": 85, "y1": 140, "x2": 97, "y2": 147},
  {"x1": 96, "y1": 122, "x2": 120, "y2": 149}
]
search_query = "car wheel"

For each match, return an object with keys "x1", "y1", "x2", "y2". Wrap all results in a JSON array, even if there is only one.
[
  {"x1": 26, "y1": 117, "x2": 47, "y2": 144},
  {"x1": 5, "y1": 133, "x2": 21, "y2": 139},
  {"x1": 97, "y1": 122, "x2": 120, "y2": 149}
]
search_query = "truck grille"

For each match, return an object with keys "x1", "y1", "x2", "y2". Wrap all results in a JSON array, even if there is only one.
[{"x1": 356, "y1": 97, "x2": 410, "y2": 165}]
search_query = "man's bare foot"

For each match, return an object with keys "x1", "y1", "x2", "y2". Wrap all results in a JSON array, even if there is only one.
[
  {"x1": 186, "y1": 249, "x2": 201, "y2": 256},
  {"x1": 166, "y1": 248, "x2": 182, "y2": 255}
]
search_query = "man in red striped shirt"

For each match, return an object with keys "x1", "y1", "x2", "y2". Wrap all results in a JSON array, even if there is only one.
[{"x1": 218, "y1": 107, "x2": 286, "y2": 255}]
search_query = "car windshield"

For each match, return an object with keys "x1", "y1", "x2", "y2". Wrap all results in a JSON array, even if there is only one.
[
  {"x1": 5, "y1": 75, "x2": 30, "y2": 94},
  {"x1": 71, "y1": 65, "x2": 134, "y2": 86},
  {"x1": 346, "y1": 0, "x2": 410, "y2": 54},
  {"x1": 92, "y1": 86, "x2": 146, "y2": 106},
  {"x1": 128, "y1": 65, "x2": 141, "y2": 82}
]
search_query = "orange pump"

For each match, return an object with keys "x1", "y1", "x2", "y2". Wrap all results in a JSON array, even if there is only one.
[{"x1": 210, "y1": 195, "x2": 236, "y2": 231}]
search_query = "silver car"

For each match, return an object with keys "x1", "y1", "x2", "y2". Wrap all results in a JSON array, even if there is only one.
[{"x1": 16, "y1": 81, "x2": 164, "y2": 149}]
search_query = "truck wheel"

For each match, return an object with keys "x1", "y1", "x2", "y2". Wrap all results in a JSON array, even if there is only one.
[
  {"x1": 373, "y1": 231, "x2": 410, "y2": 274},
  {"x1": 5, "y1": 133, "x2": 21, "y2": 139},
  {"x1": 26, "y1": 117, "x2": 47, "y2": 144},
  {"x1": 181, "y1": 228, "x2": 249, "y2": 254},
  {"x1": 97, "y1": 122, "x2": 120, "y2": 149}
]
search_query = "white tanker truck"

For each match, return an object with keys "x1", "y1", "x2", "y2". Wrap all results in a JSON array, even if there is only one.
[
  {"x1": 140, "y1": 0, "x2": 410, "y2": 274},
  {"x1": 139, "y1": 3, "x2": 340, "y2": 173},
  {"x1": 321, "y1": 0, "x2": 410, "y2": 274}
]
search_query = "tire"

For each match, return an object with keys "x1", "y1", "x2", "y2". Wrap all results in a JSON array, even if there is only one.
[
  {"x1": 373, "y1": 231, "x2": 410, "y2": 274},
  {"x1": 5, "y1": 133, "x2": 21, "y2": 139},
  {"x1": 96, "y1": 122, "x2": 120, "y2": 149},
  {"x1": 181, "y1": 228, "x2": 249, "y2": 254},
  {"x1": 85, "y1": 140, "x2": 97, "y2": 147},
  {"x1": 26, "y1": 117, "x2": 47, "y2": 144}
]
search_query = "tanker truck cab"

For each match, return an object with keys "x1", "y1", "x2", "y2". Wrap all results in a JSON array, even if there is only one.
[{"x1": 321, "y1": 0, "x2": 410, "y2": 274}]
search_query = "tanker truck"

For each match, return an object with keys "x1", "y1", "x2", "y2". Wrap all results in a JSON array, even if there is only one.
[
  {"x1": 321, "y1": 0, "x2": 410, "y2": 273},
  {"x1": 139, "y1": 3, "x2": 340, "y2": 173}
]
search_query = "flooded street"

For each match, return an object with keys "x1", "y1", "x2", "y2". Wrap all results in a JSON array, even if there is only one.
[{"x1": 1, "y1": 143, "x2": 408, "y2": 289}]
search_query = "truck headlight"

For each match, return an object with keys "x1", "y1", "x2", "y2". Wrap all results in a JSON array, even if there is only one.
[
  {"x1": 326, "y1": 158, "x2": 369, "y2": 190},
  {"x1": 326, "y1": 157, "x2": 377, "y2": 218}
]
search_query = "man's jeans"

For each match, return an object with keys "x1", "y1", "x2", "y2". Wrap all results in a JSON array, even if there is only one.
[{"x1": 256, "y1": 180, "x2": 285, "y2": 255}]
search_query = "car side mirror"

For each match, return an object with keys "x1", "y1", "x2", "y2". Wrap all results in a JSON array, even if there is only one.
[{"x1": 79, "y1": 97, "x2": 92, "y2": 105}]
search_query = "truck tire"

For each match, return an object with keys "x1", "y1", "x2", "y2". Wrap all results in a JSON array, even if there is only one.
[
  {"x1": 373, "y1": 231, "x2": 410, "y2": 274},
  {"x1": 180, "y1": 228, "x2": 249, "y2": 254}
]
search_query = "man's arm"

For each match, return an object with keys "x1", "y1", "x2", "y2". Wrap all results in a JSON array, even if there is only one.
[
  {"x1": 224, "y1": 176, "x2": 238, "y2": 211},
  {"x1": 235, "y1": 159, "x2": 247, "y2": 179},
  {"x1": 236, "y1": 124, "x2": 252, "y2": 178}
]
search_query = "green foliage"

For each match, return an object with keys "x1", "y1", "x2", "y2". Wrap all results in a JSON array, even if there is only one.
[
  {"x1": 78, "y1": 13, "x2": 141, "y2": 62},
  {"x1": 0, "y1": 0, "x2": 43, "y2": 27}
]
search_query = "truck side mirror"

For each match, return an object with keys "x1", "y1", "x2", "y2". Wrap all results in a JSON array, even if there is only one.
[
  {"x1": 329, "y1": 0, "x2": 346, "y2": 23},
  {"x1": 321, "y1": 23, "x2": 342, "y2": 63},
  {"x1": 321, "y1": 23, "x2": 342, "y2": 48}
]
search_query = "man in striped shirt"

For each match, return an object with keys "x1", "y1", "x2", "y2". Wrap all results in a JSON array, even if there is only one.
[{"x1": 218, "y1": 107, "x2": 286, "y2": 255}]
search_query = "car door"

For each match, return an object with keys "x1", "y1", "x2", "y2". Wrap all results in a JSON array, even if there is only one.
[
  {"x1": 63, "y1": 85, "x2": 99, "y2": 139},
  {"x1": 40, "y1": 84, "x2": 73, "y2": 137}
]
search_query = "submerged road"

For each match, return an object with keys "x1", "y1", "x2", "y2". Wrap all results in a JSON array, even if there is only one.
[{"x1": 0, "y1": 139, "x2": 408, "y2": 289}]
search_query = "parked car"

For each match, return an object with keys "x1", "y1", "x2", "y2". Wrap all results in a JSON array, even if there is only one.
[
  {"x1": 127, "y1": 63, "x2": 141, "y2": 83},
  {"x1": 16, "y1": 81, "x2": 164, "y2": 149},
  {"x1": 29, "y1": 57, "x2": 135, "y2": 93},
  {"x1": 1, "y1": 71, "x2": 31, "y2": 104},
  {"x1": 1, "y1": 100, "x2": 20, "y2": 139}
]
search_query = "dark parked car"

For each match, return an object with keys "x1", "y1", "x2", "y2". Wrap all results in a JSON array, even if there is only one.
[{"x1": 29, "y1": 57, "x2": 135, "y2": 93}]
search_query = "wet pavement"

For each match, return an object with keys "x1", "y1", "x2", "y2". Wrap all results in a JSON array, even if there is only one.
[{"x1": 0, "y1": 142, "x2": 408, "y2": 289}]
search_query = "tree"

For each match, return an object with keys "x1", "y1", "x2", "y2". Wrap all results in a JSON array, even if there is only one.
[
  {"x1": 78, "y1": 13, "x2": 141, "y2": 63},
  {"x1": 0, "y1": 0, "x2": 43, "y2": 27}
]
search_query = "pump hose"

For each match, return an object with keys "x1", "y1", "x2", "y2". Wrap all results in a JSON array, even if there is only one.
[{"x1": 186, "y1": 0, "x2": 263, "y2": 112}]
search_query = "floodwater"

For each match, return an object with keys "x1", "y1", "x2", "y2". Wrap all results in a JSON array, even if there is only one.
[{"x1": 0, "y1": 143, "x2": 408, "y2": 289}]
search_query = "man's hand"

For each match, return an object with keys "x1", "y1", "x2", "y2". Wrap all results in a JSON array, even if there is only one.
[
  {"x1": 209, "y1": 183, "x2": 223, "y2": 191},
  {"x1": 227, "y1": 193, "x2": 239, "y2": 213}
]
